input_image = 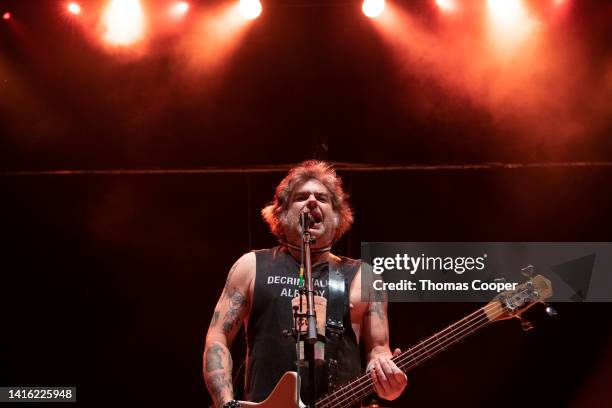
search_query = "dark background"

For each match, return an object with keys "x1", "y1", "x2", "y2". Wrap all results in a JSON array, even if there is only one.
[{"x1": 1, "y1": 0, "x2": 611, "y2": 407}]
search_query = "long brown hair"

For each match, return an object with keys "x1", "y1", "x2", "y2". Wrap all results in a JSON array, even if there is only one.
[{"x1": 261, "y1": 160, "x2": 354, "y2": 243}]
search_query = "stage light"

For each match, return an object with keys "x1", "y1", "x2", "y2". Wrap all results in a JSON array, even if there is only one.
[
  {"x1": 171, "y1": 1, "x2": 189, "y2": 16},
  {"x1": 239, "y1": 0, "x2": 262, "y2": 19},
  {"x1": 487, "y1": 0, "x2": 523, "y2": 24},
  {"x1": 487, "y1": 0, "x2": 538, "y2": 55},
  {"x1": 362, "y1": 0, "x2": 385, "y2": 18},
  {"x1": 67, "y1": 2, "x2": 81, "y2": 15},
  {"x1": 435, "y1": 0, "x2": 456, "y2": 12},
  {"x1": 2, "y1": 12, "x2": 11, "y2": 20},
  {"x1": 487, "y1": 0, "x2": 535, "y2": 32},
  {"x1": 102, "y1": 0, "x2": 145, "y2": 46}
]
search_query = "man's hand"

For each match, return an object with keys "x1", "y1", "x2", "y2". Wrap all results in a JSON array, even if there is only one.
[{"x1": 369, "y1": 348, "x2": 408, "y2": 401}]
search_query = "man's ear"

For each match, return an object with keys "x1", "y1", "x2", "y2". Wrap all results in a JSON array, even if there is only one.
[
  {"x1": 331, "y1": 213, "x2": 340, "y2": 227},
  {"x1": 331, "y1": 213, "x2": 342, "y2": 241}
]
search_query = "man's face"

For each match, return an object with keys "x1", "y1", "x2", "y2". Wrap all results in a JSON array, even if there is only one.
[{"x1": 282, "y1": 179, "x2": 339, "y2": 248}]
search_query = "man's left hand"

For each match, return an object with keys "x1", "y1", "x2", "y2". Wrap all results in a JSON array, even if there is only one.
[{"x1": 369, "y1": 348, "x2": 408, "y2": 401}]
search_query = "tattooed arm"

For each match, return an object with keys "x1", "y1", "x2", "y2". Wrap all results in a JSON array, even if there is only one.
[
  {"x1": 203, "y1": 252, "x2": 254, "y2": 407},
  {"x1": 363, "y1": 300, "x2": 392, "y2": 365},
  {"x1": 361, "y1": 270, "x2": 408, "y2": 401}
]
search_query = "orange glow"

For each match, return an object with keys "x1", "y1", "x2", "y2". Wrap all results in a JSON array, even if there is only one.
[
  {"x1": 2, "y1": 12, "x2": 11, "y2": 20},
  {"x1": 362, "y1": 0, "x2": 385, "y2": 18},
  {"x1": 67, "y1": 2, "x2": 81, "y2": 15},
  {"x1": 365, "y1": 3, "x2": 609, "y2": 143},
  {"x1": 487, "y1": 0, "x2": 523, "y2": 26},
  {"x1": 102, "y1": 0, "x2": 146, "y2": 46},
  {"x1": 435, "y1": 0, "x2": 456, "y2": 12},
  {"x1": 487, "y1": 0, "x2": 539, "y2": 56},
  {"x1": 176, "y1": 3, "x2": 254, "y2": 74},
  {"x1": 239, "y1": 0, "x2": 262, "y2": 20},
  {"x1": 171, "y1": 1, "x2": 189, "y2": 16}
]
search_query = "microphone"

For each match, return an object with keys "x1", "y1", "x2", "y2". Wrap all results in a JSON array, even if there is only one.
[{"x1": 300, "y1": 210, "x2": 316, "y2": 230}]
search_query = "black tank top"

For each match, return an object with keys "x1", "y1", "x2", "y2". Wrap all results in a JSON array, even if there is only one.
[{"x1": 245, "y1": 247, "x2": 361, "y2": 403}]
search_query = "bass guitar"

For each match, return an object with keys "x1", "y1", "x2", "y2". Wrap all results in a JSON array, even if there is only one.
[{"x1": 238, "y1": 274, "x2": 553, "y2": 408}]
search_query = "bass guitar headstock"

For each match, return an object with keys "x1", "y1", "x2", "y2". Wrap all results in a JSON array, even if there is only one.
[{"x1": 484, "y1": 271, "x2": 554, "y2": 328}]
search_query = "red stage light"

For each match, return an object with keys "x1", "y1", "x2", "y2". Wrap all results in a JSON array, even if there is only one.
[
  {"x1": 435, "y1": 0, "x2": 456, "y2": 12},
  {"x1": 362, "y1": 0, "x2": 385, "y2": 18},
  {"x1": 102, "y1": 0, "x2": 146, "y2": 46},
  {"x1": 487, "y1": 0, "x2": 523, "y2": 22},
  {"x1": 239, "y1": 0, "x2": 262, "y2": 20},
  {"x1": 172, "y1": 1, "x2": 189, "y2": 16},
  {"x1": 2, "y1": 12, "x2": 11, "y2": 20},
  {"x1": 487, "y1": 0, "x2": 539, "y2": 56},
  {"x1": 67, "y1": 2, "x2": 81, "y2": 15}
]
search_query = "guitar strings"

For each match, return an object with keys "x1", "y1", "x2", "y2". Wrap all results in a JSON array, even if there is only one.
[
  {"x1": 315, "y1": 295, "x2": 520, "y2": 408},
  {"x1": 316, "y1": 312, "x2": 495, "y2": 408},
  {"x1": 316, "y1": 303, "x2": 501, "y2": 408},
  {"x1": 393, "y1": 304, "x2": 502, "y2": 371},
  {"x1": 318, "y1": 285, "x2": 537, "y2": 408}
]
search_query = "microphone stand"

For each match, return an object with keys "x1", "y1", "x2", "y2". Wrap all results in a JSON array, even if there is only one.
[
  {"x1": 284, "y1": 213, "x2": 319, "y2": 407},
  {"x1": 300, "y1": 212, "x2": 317, "y2": 407},
  {"x1": 301, "y1": 216, "x2": 318, "y2": 344}
]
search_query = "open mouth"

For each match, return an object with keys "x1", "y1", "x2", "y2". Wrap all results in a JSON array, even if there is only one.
[
  {"x1": 310, "y1": 221, "x2": 322, "y2": 229},
  {"x1": 310, "y1": 211, "x2": 323, "y2": 228}
]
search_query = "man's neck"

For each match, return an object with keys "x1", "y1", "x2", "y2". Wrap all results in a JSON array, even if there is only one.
[{"x1": 285, "y1": 243, "x2": 333, "y2": 266}]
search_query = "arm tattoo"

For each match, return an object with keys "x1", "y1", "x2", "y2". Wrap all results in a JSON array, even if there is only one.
[
  {"x1": 209, "y1": 373, "x2": 232, "y2": 407},
  {"x1": 205, "y1": 343, "x2": 226, "y2": 372},
  {"x1": 222, "y1": 261, "x2": 240, "y2": 296},
  {"x1": 204, "y1": 343, "x2": 234, "y2": 406},
  {"x1": 366, "y1": 302, "x2": 388, "y2": 342},
  {"x1": 222, "y1": 288, "x2": 248, "y2": 334},
  {"x1": 210, "y1": 310, "x2": 220, "y2": 328},
  {"x1": 366, "y1": 302, "x2": 386, "y2": 322}
]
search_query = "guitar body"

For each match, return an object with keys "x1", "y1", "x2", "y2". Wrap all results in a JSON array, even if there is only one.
[{"x1": 239, "y1": 371, "x2": 305, "y2": 408}]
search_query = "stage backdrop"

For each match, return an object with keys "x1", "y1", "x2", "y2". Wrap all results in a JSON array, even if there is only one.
[{"x1": 2, "y1": 166, "x2": 612, "y2": 406}]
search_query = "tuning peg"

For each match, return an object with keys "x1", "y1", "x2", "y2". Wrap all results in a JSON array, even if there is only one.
[
  {"x1": 543, "y1": 302, "x2": 557, "y2": 317},
  {"x1": 518, "y1": 316, "x2": 534, "y2": 331}
]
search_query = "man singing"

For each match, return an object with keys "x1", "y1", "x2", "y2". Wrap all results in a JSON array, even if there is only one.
[{"x1": 203, "y1": 161, "x2": 407, "y2": 407}]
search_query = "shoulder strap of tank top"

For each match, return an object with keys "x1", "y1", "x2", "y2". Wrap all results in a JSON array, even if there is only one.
[{"x1": 325, "y1": 256, "x2": 346, "y2": 390}]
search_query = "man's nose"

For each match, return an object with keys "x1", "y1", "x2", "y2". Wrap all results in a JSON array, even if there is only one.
[{"x1": 306, "y1": 194, "x2": 318, "y2": 208}]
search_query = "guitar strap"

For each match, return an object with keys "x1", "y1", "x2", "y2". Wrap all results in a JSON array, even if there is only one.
[{"x1": 325, "y1": 256, "x2": 346, "y2": 391}]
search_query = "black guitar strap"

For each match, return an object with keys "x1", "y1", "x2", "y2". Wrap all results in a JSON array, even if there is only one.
[{"x1": 325, "y1": 256, "x2": 346, "y2": 391}]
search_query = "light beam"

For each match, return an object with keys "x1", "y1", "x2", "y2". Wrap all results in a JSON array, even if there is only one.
[
  {"x1": 171, "y1": 1, "x2": 189, "y2": 17},
  {"x1": 239, "y1": 0, "x2": 262, "y2": 20},
  {"x1": 67, "y1": 2, "x2": 81, "y2": 15},
  {"x1": 435, "y1": 0, "x2": 456, "y2": 12},
  {"x1": 362, "y1": 0, "x2": 385, "y2": 18},
  {"x1": 102, "y1": 0, "x2": 146, "y2": 46}
]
